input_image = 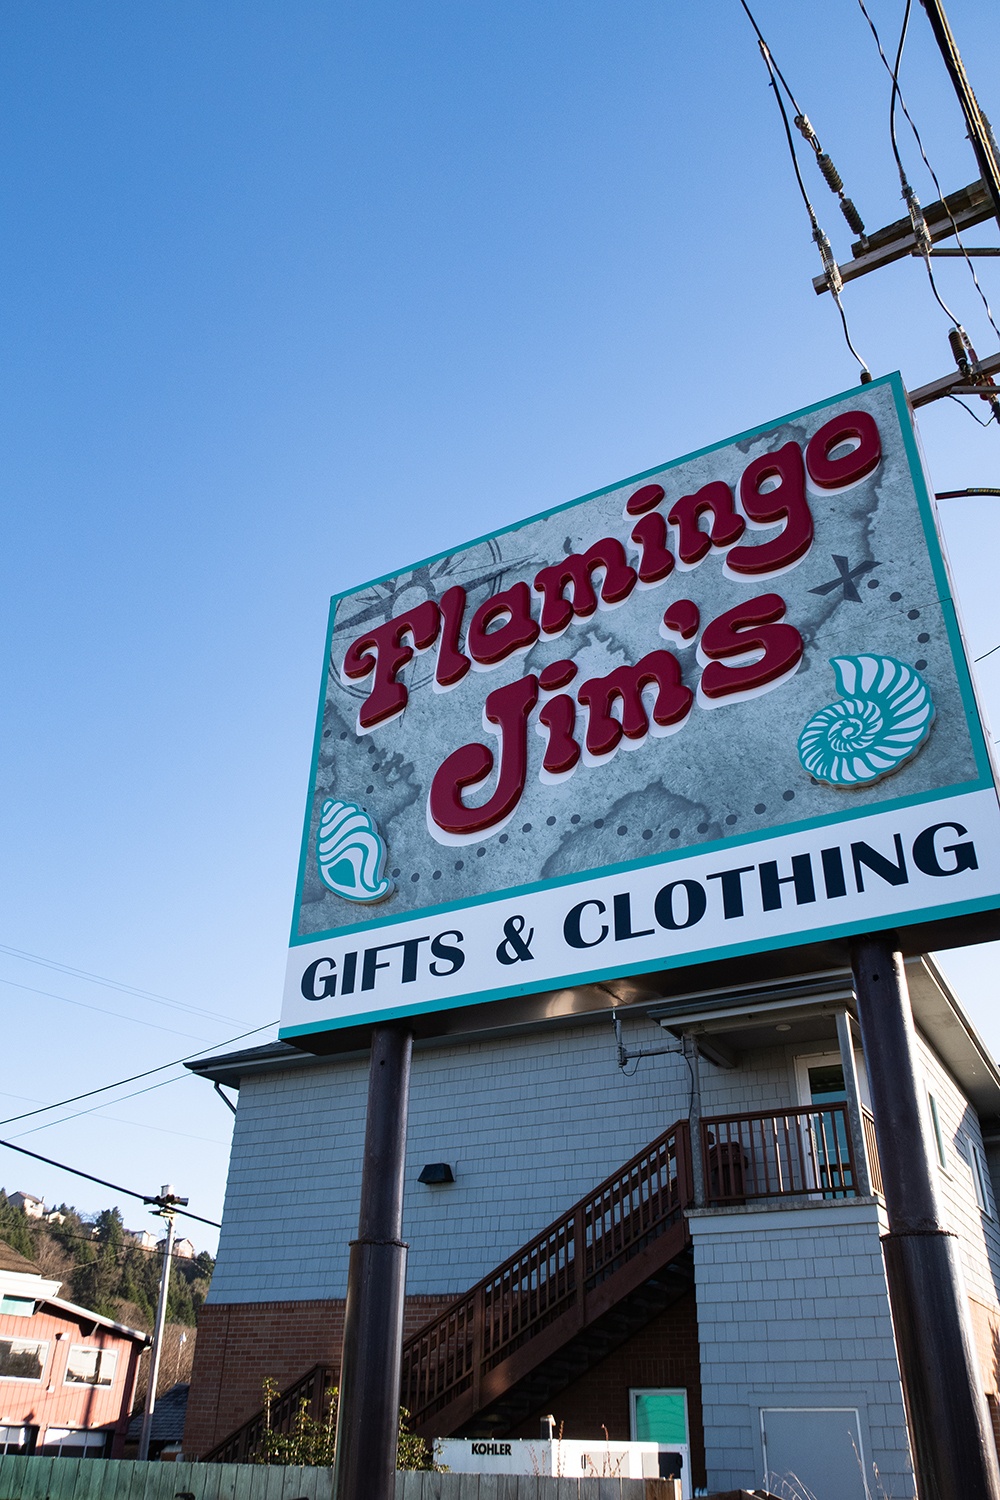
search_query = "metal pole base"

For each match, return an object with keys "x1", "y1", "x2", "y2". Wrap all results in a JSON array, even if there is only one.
[
  {"x1": 852, "y1": 937, "x2": 1000, "y2": 1500},
  {"x1": 882, "y1": 1230, "x2": 1000, "y2": 1500},
  {"x1": 332, "y1": 1240, "x2": 408, "y2": 1500},
  {"x1": 332, "y1": 1025, "x2": 413, "y2": 1500}
]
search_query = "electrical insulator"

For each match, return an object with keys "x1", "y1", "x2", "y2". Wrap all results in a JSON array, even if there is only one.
[
  {"x1": 903, "y1": 186, "x2": 932, "y2": 258},
  {"x1": 817, "y1": 154, "x2": 843, "y2": 193},
  {"x1": 948, "y1": 327, "x2": 971, "y2": 378},
  {"x1": 813, "y1": 227, "x2": 843, "y2": 296},
  {"x1": 840, "y1": 198, "x2": 866, "y2": 238}
]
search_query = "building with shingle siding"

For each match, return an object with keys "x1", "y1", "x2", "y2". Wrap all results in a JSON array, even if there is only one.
[{"x1": 184, "y1": 957, "x2": 1000, "y2": 1499}]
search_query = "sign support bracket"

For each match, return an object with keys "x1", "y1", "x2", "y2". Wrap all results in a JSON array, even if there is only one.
[{"x1": 851, "y1": 935, "x2": 1000, "y2": 1500}]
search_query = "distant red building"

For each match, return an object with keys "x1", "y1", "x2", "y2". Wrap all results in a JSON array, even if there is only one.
[{"x1": 0, "y1": 1242, "x2": 149, "y2": 1458}]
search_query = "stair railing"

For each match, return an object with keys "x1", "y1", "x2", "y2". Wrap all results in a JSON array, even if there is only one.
[{"x1": 400, "y1": 1117, "x2": 692, "y2": 1429}]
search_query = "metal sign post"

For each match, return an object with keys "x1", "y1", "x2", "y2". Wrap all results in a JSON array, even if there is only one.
[
  {"x1": 852, "y1": 938, "x2": 1000, "y2": 1500},
  {"x1": 331, "y1": 1025, "x2": 413, "y2": 1500}
]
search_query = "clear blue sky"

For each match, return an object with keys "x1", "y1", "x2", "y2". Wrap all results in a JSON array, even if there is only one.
[{"x1": 1, "y1": 1, "x2": 998, "y2": 1251}]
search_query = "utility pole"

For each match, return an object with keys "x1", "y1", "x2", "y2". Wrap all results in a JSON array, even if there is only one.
[
  {"x1": 919, "y1": 0, "x2": 1000, "y2": 233},
  {"x1": 331, "y1": 1025, "x2": 413, "y2": 1500},
  {"x1": 852, "y1": 939, "x2": 1000, "y2": 1500},
  {"x1": 137, "y1": 1184, "x2": 187, "y2": 1462}
]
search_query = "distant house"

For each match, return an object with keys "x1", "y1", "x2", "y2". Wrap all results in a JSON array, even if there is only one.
[
  {"x1": 8, "y1": 1193, "x2": 43, "y2": 1221},
  {"x1": 0, "y1": 1241, "x2": 149, "y2": 1458},
  {"x1": 156, "y1": 1237, "x2": 195, "y2": 1260},
  {"x1": 128, "y1": 1230, "x2": 159, "y2": 1251},
  {"x1": 125, "y1": 1382, "x2": 189, "y2": 1461}
]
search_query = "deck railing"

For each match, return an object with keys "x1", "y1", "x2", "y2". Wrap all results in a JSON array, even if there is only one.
[
  {"x1": 862, "y1": 1106, "x2": 884, "y2": 1197},
  {"x1": 400, "y1": 1117, "x2": 693, "y2": 1428},
  {"x1": 702, "y1": 1103, "x2": 861, "y2": 1203},
  {"x1": 206, "y1": 1101, "x2": 885, "y2": 1461}
]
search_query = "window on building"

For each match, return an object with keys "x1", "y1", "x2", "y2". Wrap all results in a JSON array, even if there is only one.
[
  {"x1": 0, "y1": 1295, "x2": 35, "y2": 1317},
  {"x1": 0, "y1": 1424, "x2": 34, "y2": 1455},
  {"x1": 928, "y1": 1093, "x2": 948, "y2": 1170},
  {"x1": 963, "y1": 1137, "x2": 994, "y2": 1217},
  {"x1": 0, "y1": 1337, "x2": 47, "y2": 1381},
  {"x1": 38, "y1": 1427, "x2": 109, "y2": 1458},
  {"x1": 64, "y1": 1345, "x2": 118, "y2": 1387}
]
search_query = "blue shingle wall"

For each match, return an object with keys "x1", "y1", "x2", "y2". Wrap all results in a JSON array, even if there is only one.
[
  {"x1": 690, "y1": 1200, "x2": 914, "y2": 1495},
  {"x1": 208, "y1": 1014, "x2": 794, "y2": 1303}
]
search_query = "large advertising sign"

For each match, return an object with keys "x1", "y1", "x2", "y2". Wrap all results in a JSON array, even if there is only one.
[{"x1": 279, "y1": 374, "x2": 1000, "y2": 1043}]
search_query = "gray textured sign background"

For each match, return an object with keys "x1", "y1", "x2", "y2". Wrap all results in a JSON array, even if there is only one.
[{"x1": 291, "y1": 375, "x2": 985, "y2": 946}]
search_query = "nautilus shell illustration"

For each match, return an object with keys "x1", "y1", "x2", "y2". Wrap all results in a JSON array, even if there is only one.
[
  {"x1": 316, "y1": 799, "x2": 393, "y2": 902},
  {"x1": 797, "y1": 654, "x2": 934, "y2": 788}
]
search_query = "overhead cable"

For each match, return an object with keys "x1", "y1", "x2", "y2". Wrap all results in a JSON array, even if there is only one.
[
  {"x1": 0, "y1": 973, "x2": 212, "y2": 1044},
  {"x1": 754, "y1": 38, "x2": 872, "y2": 382},
  {"x1": 855, "y1": 0, "x2": 1000, "y2": 349},
  {"x1": 738, "y1": 0, "x2": 867, "y2": 240},
  {"x1": 0, "y1": 942, "x2": 242, "y2": 1026},
  {"x1": 0, "y1": 1138, "x2": 221, "y2": 1229},
  {"x1": 0, "y1": 1018, "x2": 279, "y2": 1128},
  {"x1": 0, "y1": 1084, "x2": 231, "y2": 1147},
  {"x1": 7, "y1": 1073, "x2": 225, "y2": 1143}
]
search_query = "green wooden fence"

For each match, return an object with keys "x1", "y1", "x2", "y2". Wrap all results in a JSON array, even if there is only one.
[{"x1": 0, "y1": 1456, "x2": 682, "y2": 1500}]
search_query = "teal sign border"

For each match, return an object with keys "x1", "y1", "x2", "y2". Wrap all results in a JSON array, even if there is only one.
[{"x1": 280, "y1": 373, "x2": 1000, "y2": 1039}]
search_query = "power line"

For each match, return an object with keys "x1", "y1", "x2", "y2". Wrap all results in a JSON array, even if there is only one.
[
  {"x1": 0, "y1": 1019, "x2": 279, "y2": 1128},
  {"x1": 738, "y1": 0, "x2": 867, "y2": 241},
  {"x1": 0, "y1": 1085, "x2": 231, "y2": 1148},
  {"x1": 16, "y1": 1223, "x2": 210, "y2": 1264},
  {"x1": 0, "y1": 974, "x2": 212, "y2": 1044},
  {"x1": 8, "y1": 1075, "x2": 216, "y2": 1143},
  {"x1": 752, "y1": 36, "x2": 872, "y2": 380},
  {"x1": 0, "y1": 942, "x2": 242, "y2": 1026},
  {"x1": 0, "y1": 1138, "x2": 221, "y2": 1229},
  {"x1": 855, "y1": 0, "x2": 1000, "y2": 347}
]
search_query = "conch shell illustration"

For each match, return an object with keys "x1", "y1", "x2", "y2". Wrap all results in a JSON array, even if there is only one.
[
  {"x1": 316, "y1": 799, "x2": 393, "y2": 902},
  {"x1": 797, "y1": 654, "x2": 934, "y2": 788}
]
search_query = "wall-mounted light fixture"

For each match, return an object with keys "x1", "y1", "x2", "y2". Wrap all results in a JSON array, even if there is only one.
[{"x1": 418, "y1": 1162, "x2": 455, "y2": 1185}]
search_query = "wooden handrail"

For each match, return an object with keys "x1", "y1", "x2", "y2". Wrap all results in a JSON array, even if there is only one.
[
  {"x1": 400, "y1": 1117, "x2": 692, "y2": 1426},
  {"x1": 702, "y1": 1103, "x2": 861, "y2": 1203},
  {"x1": 205, "y1": 1101, "x2": 884, "y2": 1459},
  {"x1": 202, "y1": 1360, "x2": 336, "y2": 1464}
]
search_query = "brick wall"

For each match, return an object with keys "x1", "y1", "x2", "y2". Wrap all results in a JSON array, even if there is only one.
[
  {"x1": 183, "y1": 1294, "x2": 453, "y2": 1459},
  {"x1": 185, "y1": 1286, "x2": 706, "y2": 1467},
  {"x1": 507, "y1": 1288, "x2": 706, "y2": 1490}
]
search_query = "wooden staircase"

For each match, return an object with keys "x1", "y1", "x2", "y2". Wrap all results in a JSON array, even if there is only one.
[
  {"x1": 401, "y1": 1117, "x2": 693, "y2": 1437},
  {"x1": 205, "y1": 1117, "x2": 693, "y2": 1459},
  {"x1": 203, "y1": 1100, "x2": 874, "y2": 1459}
]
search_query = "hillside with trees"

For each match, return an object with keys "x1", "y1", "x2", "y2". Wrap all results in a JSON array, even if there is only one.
[
  {"x1": 0, "y1": 1189, "x2": 213, "y2": 1397},
  {"x1": 0, "y1": 1190, "x2": 213, "y2": 1327}
]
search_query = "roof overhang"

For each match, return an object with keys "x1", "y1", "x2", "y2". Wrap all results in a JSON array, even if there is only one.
[
  {"x1": 189, "y1": 955, "x2": 1000, "y2": 1123},
  {"x1": 649, "y1": 955, "x2": 1000, "y2": 1123},
  {"x1": 41, "y1": 1296, "x2": 150, "y2": 1344}
]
